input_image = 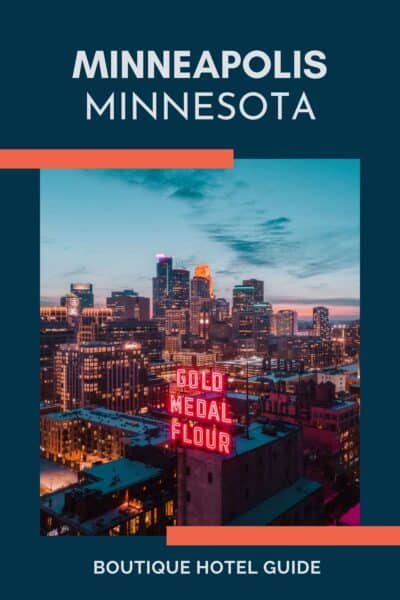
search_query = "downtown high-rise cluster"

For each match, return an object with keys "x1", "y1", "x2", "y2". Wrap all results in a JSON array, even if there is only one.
[{"x1": 39, "y1": 254, "x2": 360, "y2": 536}]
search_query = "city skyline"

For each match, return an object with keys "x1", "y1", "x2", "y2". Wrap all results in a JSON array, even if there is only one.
[{"x1": 41, "y1": 160, "x2": 359, "y2": 319}]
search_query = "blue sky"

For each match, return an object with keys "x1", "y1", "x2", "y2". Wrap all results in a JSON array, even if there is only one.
[{"x1": 40, "y1": 160, "x2": 359, "y2": 318}]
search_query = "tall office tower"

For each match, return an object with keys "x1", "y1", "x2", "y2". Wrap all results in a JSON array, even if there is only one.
[
  {"x1": 165, "y1": 308, "x2": 189, "y2": 336},
  {"x1": 194, "y1": 264, "x2": 213, "y2": 298},
  {"x1": 190, "y1": 299, "x2": 211, "y2": 336},
  {"x1": 170, "y1": 268, "x2": 190, "y2": 309},
  {"x1": 232, "y1": 303, "x2": 270, "y2": 353},
  {"x1": 78, "y1": 307, "x2": 113, "y2": 343},
  {"x1": 152, "y1": 254, "x2": 173, "y2": 319},
  {"x1": 252, "y1": 303, "x2": 272, "y2": 352},
  {"x1": 198, "y1": 303, "x2": 211, "y2": 340},
  {"x1": 106, "y1": 290, "x2": 150, "y2": 321},
  {"x1": 212, "y1": 298, "x2": 230, "y2": 322},
  {"x1": 60, "y1": 292, "x2": 81, "y2": 324},
  {"x1": 275, "y1": 309, "x2": 298, "y2": 336},
  {"x1": 312, "y1": 306, "x2": 330, "y2": 339},
  {"x1": 232, "y1": 284, "x2": 255, "y2": 313},
  {"x1": 99, "y1": 319, "x2": 163, "y2": 362},
  {"x1": 70, "y1": 283, "x2": 94, "y2": 309},
  {"x1": 242, "y1": 279, "x2": 264, "y2": 303},
  {"x1": 40, "y1": 318, "x2": 75, "y2": 403},
  {"x1": 54, "y1": 341, "x2": 147, "y2": 412},
  {"x1": 191, "y1": 276, "x2": 210, "y2": 300}
]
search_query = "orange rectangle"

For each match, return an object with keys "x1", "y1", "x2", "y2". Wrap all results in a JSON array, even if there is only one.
[
  {"x1": 167, "y1": 526, "x2": 400, "y2": 546},
  {"x1": 0, "y1": 149, "x2": 233, "y2": 169}
]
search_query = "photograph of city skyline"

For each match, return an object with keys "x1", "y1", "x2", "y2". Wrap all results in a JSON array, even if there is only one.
[{"x1": 40, "y1": 160, "x2": 360, "y2": 536}]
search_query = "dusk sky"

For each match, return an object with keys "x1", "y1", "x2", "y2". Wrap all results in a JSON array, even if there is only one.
[{"x1": 40, "y1": 160, "x2": 359, "y2": 319}]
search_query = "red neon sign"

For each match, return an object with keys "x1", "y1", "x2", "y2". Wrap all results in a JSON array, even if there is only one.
[
  {"x1": 176, "y1": 367, "x2": 225, "y2": 393},
  {"x1": 169, "y1": 367, "x2": 233, "y2": 455}
]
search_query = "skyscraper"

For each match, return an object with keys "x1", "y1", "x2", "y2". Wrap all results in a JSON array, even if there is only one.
[
  {"x1": 152, "y1": 254, "x2": 173, "y2": 319},
  {"x1": 313, "y1": 306, "x2": 330, "y2": 340},
  {"x1": 70, "y1": 283, "x2": 94, "y2": 309},
  {"x1": 275, "y1": 309, "x2": 298, "y2": 336},
  {"x1": 212, "y1": 298, "x2": 230, "y2": 321},
  {"x1": 194, "y1": 264, "x2": 213, "y2": 297},
  {"x1": 242, "y1": 279, "x2": 264, "y2": 303},
  {"x1": 170, "y1": 268, "x2": 190, "y2": 309},
  {"x1": 191, "y1": 276, "x2": 210, "y2": 300},
  {"x1": 232, "y1": 284, "x2": 255, "y2": 313}
]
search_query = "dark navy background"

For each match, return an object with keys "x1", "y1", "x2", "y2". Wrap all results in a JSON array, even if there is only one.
[{"x1": 1, "y1": 2, "x2": 398, "y2": 598}]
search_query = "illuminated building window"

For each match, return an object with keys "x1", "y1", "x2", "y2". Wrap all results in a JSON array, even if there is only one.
[
  {"x1": 145, "y1": 511, "x2": 152, "y2": 527},
  {"x1": 165, "y1": 500, "x2": 174, "y2": 517},
  {"x1": 128, "y1": 517, "x2": 140, "y2": 535}
]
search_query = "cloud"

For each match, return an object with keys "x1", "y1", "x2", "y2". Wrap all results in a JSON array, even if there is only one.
[
  {"x1": 62, "y1": 265, "x2": 89, "y2": 277},
  {"x1": 94, "y1": 169, "x2": 220, "y2": 210},
  {"x1": 202, "y1": 217, "x2": 298, "y2": 268},
  {"x1": 261, "y1": 217, "x2": 291, "y2": 230},
  {"x1": 215, "y1": 269, "x2": 240, "y2": 276},
  {"x1": 87, "y1": 170, "x2": 358, "y2": 280},
  {"x1": 268, "y1": 296, "x2": 360, "y2": 307}
]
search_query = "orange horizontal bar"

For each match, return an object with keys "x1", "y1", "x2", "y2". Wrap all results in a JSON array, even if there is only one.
[
  {"x1": 167, "y1": 526, "x2": 400, "y2": 546},
  {"x1": 0, "y1": 149, "x2": 233, "y2": 169}
]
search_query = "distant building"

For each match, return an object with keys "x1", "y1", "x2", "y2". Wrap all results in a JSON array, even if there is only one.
[
  {"x1": 212, "y1": 298, "x2": 230, "y2": 321},
  {"x1": 70, "y1": 283, "x2": 94, "y2": 309},
  {"x1": 164, "y1": 348, "x2": 217, "y2": 367},
  {"x1": 100, "y1": 319, "x2": 163, "y2": 362},
  {"x1": 60, "y1": 293, "x2": 81, "y2": 324},
  {"x1": 170, "y1": 268, "x2": 190, "y2": 309},
  {"x1": 165, "y1": 308, "x2": 189, "y2": 336},
  {"x1": 194, "y1": 264, "x2": 213, "y2": 298},
  {"x1": 152, "y1": 254, "x2": 173, "y2": 320},
  {"x1": 191, "y1": 276, "x2": 210, "y2": 300},
  {"x1": 78, "y1": 308, "x2": 113, "y2": 343},
  {"x1": 232, "y1": 285, "x2": 255, "y2": 313},
  {"x1": 232, "y1": 302, "x2": 271, "y2": 353},
  {"x1": 242, "y1": 279, "x2": 264, "y2": 303},
  {"x1": 344, "y1": 320, "x2": 360, "y2": 358},
  {"x1": 40, "y1": 306, "x2": 68, "y2": 322},
  {"x1": 275, "y1": 310, "x2": 298, "y2": 336},
  {"x1": 107, "y1": 291, "x2": 150, "y2": 321},
  {"x1": 313, "y1": 306, "x2": 330, "y2": 339}
]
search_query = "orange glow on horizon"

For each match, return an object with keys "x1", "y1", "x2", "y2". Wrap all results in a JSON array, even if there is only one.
[{"x1": 274, "y1": 304, "x2": 359, "y2": 319}]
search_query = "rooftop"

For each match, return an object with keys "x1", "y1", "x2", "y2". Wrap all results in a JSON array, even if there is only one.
[
  {"x1": 233, "y1": 421, "x2": 299, "y2": 456},
  {"x1": 43, "y1": 407, "x2": 169, "y2": 446},
  {"x1": 229, "y1": 478, "x2": 322, "y2": 525},
  {"x1": 82, "y1": 458, "x2": 161, "y2": 494},
  {"x1": 40, "y1": 458, "x2": 169, "y2": 534}
]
